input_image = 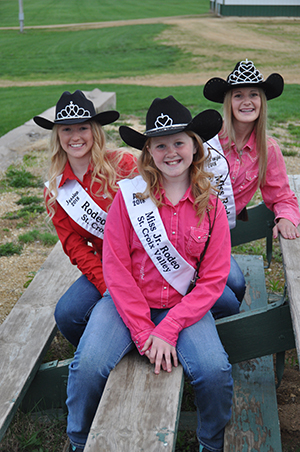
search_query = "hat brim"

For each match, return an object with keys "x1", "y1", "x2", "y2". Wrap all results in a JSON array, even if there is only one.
[
  {"x1": 204, "y1": 73, "x2": 284, "y2": 103},
  {"x1": 33, "y1": 110, "x2": 120, "y2": 130},
  {"x1": 119, "y1": 109, "x2": 223, "y2": 151}
]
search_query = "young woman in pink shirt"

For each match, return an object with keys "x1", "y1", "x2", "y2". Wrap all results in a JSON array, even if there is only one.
[
  {"x1": 202, "y1": 60, "x2": 300, "y2": 321},
  {"x1": 64, "y1": 96, "x2": 233, "y2": 452},
  {"x1": 204, "y1": 59, "x2": 300, "y2": 238}
]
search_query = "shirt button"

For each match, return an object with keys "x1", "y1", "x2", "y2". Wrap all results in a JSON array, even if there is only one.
[
  {"x1": 174, "y1": 212, "x2": 177, "y2": 216},
  {"x1": 85, "y1": 187, "x2": 88, "y2": 191},
  {"x1": 162, "y1": 304, "x2": 166, "y2": 307},
  {"x1": 172, "y1": 231, "x2": 175, "y2": 235},
  {"x1": 164, "y1": 286, "x2": 167, "y2": 290}
]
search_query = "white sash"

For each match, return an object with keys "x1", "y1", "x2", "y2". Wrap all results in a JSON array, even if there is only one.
[
  {"x1": 45, "y1": 176, "x2": 107, "y2": 239},
  {"x1": 204, "y1": 135, "x2": 236, "y2": 229},
  {"x1": 118, "y1": 176, "x2": 195, "y2": 296}
]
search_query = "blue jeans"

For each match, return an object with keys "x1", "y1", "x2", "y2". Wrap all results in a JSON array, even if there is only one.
[
  {"x1": 66, "y1": 292, "x2": 233, "y2": 451},
  {"x1": 211, "y1": 255, "x2": 245, "y2": 320},
  {"x1": 54, "y1": 274, "x2": 102, "y2": 347}
]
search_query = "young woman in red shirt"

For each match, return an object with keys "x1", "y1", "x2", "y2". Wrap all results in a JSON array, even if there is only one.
[{"x1": 34, "y1": 90, "x2": 137, "y2": 348}]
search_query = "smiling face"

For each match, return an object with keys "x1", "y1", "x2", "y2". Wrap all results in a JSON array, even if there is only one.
[
  {"x1": 148, "y1": 132, "x2": 196, "y2": 185},
  {"x1": 57, "y1": 122, "x2": 94, "y2": 166},
  {"x1": 231, "y1": 87, "x2": 262, "y2": 126}
]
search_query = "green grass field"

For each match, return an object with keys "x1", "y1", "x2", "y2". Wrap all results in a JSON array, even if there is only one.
[
  {"x1": 0, "y1": 0, "x2": 209, "y2": 27},
  {"x1": 1, "y1": 83, "x2": 300, "y2": 139},
  {"x1": 0, "y1": 24, "x2": 194, "y2": 81},
  {"x1": 1, "y1": 0, "x2": 299, "y2": 137}
]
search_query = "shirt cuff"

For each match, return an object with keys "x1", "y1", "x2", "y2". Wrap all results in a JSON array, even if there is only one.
[
  {"x1": 132, "y1": 329, "x2": 153, "y2": 355},
  {"x1": 151, "y1": 317, "x2": 182, "y2": 348}
]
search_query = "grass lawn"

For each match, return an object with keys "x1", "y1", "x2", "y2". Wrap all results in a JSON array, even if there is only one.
[
  {"x1": 1, "y1": 83, "x2": 300, "y2": 138},
  {"x1": 0, "y1": 0, "x2": 209, "y2": 27},
  {"x1": 0, "y1": 24, "x2": 194, "y2": 82}
]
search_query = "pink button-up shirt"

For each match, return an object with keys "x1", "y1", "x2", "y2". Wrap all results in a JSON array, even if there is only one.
[
  {"x1": 219, "y1": 131, "x2": 300, "y2": 226},
  {"x1": 103, "y1": 184, "x2": 231, "y2": 353}
]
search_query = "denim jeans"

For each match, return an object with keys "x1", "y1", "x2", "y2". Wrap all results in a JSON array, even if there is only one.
[
  {"x1": 66, "y1": 292, "x2": 233, "y2": 451},
  {"x1": 54, "y1": 274, "x2": 102, "y2": 347},
  {"x1": 211, "y1": 255, "x2": 246, "y2": 319}
]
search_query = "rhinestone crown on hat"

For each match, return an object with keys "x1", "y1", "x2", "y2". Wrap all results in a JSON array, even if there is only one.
[
  {"x1": 56, "y1": 101, "x2": 92, "y2": 121},
  {"x1": 228, "y1": 59, "x2": 264, "y2": 85},
  {"x1": 147, "y1": 113, "x2": 187, "y2": 133}
]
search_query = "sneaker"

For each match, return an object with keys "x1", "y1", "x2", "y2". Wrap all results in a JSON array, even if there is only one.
[
  {"x1": 199, "y1": 446, "x2": 214, "y2": 452},
  {"x1": 69, "y1": 444, "x2": 84, "y2": 452}
]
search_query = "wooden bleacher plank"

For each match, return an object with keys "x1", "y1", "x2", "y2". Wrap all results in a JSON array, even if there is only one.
[
  {"x1": 0, "y1": 241, "x2": 80, "y2": 440},
  {"x1": 84, "y1": 349, "x2": 184, "y2": 452},
  {"x1": 223, "y1": 253, "x2": 282, "y2": 452},
  {"x1": 281, "y1": 175, "x2": 300, "y2": 363},
  {"x1": 7, "y1": 199, "x2": 293, "y2": 451},
  {"x1": 224, "y1": 356, "x2": 282, "y2": 452}
]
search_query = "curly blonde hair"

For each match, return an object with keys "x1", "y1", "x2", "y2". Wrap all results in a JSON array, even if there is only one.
[
  {"x1": 46, "y1": 121, "x2": 132, "y2": 218},
  {"x1": 221, "y1": 88, "x2": 268, "y2": 186},
  {"x1": 136, "y1": 131, "x2": 216, "y2": 221}
]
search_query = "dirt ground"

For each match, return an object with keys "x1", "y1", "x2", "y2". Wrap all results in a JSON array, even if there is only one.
[{"x1": 1, "y1": 14, "x2": 300, "y2": 451}]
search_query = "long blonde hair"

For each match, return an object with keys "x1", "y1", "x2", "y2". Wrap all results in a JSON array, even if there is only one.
[
  {"x1": 46, "y1": 121, "x2": 131, "y2": 217},
  {"x1": 136, "y1": 131, "x2": 216, "y2": 221},
  {"x1": 221, "y1": 88, "x2": 268, "y2": 186}
]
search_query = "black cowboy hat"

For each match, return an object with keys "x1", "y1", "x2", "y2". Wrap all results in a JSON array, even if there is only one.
[
  {"x1": 119, "y1": 95, "x2": 222, "y2": 150},
  {"x1": 203, "y1": 59, "x2": 284, "y2": 104},
  {"x1": 33, "y1": 90, "x2": 119, "y2": 130}
]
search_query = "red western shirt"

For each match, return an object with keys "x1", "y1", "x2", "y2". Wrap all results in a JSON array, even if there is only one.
[{"x1": 45, "y1": 151, "x2": 137, "y2": 295}]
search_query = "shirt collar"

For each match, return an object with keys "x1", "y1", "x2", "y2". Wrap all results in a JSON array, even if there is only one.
[
  {"x1": 58, "y1": 160, "x2": 92, "y2": 187},
  {"x1": 231, "y1": 129, "x2": 256, "y2": 153},
  {"x1": 244, "y1": 129, "x2": 256, "y2": 152},
  {"x1": 159, "y1": 184, "x2": 194, "y2": 205}
]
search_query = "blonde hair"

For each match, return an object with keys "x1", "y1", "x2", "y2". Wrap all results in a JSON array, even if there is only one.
[
  {"x1": 221, "y1": 88, "x2": 268, "y2": 186},
  {"x1": 46, "y1": 121, "x2": 132, "y2": 217},
  {"x1": 136, "y1": 131, "x2": 216, "y2": 221}
]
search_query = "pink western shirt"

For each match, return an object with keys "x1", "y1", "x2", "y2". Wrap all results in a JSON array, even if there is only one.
[
  {"x1": 219, "y1": 131, "x2": 300, "y2": 226},
  {"x1": 103, "y1": 184, "x2": 231, "y2": 353}
]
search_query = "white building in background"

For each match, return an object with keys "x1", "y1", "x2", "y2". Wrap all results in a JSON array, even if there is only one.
[{"x1": 210, "y1": 0, "x2": 300, "y2": 16}]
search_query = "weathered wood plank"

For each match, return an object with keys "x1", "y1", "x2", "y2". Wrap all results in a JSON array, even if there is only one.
[
  {"x1": 224, "y1": 356, "x2": 282, "y2": 452},
  {"x1": 223, "y1": 253, "x2": 282, "y2": 451},
  {"x1": 84, "y1": 349, "x2": 184, "y2": 452},
  {"x1": 281, "y1": 175, "x2": 300, "y2": 363},
  {"x1": 0, "y1": 241, "x2": 80, "y2": 440}
]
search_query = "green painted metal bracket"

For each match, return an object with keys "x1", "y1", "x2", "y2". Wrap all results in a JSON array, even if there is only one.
[
  {"x1": 21, "y1": 358, "x2": 72, "y2": 414},
  {"x1": 216, "y1": 302, "x2": 295, "y2": 364}
]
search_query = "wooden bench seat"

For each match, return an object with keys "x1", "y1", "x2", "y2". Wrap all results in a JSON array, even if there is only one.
[
  {"x1": 280, "y1": 175, "x2": 300, "y2": 363},
  {"x1": 0, "y1": 242, "x2": 80, "y2": 441},
  {"x1": 0, "y1": 89, "x2": 116, "y2": 442},
  {"x1": 1, "y1": 200, "x2": 297, "y2": 452},
  {"x1": 83, "y1": 249, "x2": 293, "y2": 452},
  {"x1": 85, "y1": 350, "x2": 184, "y2": 452}
]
